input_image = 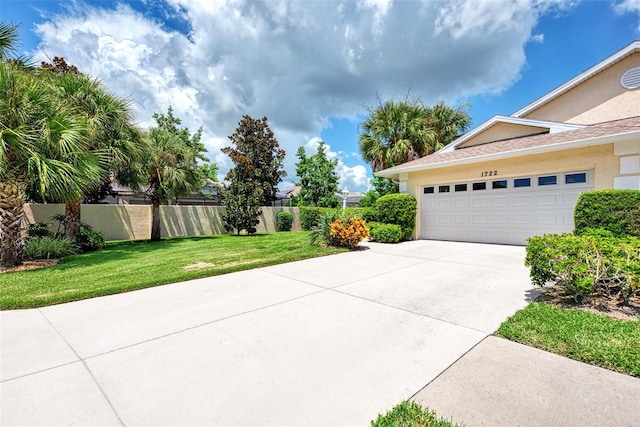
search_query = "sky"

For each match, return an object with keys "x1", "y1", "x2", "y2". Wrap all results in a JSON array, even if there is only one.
[{"x1": 2, "y1": 0, "x2": 640, "y2": 193}]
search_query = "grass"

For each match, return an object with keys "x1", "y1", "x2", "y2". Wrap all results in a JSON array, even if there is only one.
[
  {"x1": 371, "y1": 401, "x2": 463, "y2": 427},
  {"x1": 497, "y1": 302, "x2": 640, "y2": 377},
  {"x1": 0, "y1": 232, "x2": 346, "y2": 310}
]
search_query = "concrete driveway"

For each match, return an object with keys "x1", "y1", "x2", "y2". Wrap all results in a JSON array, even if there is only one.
[{"x1": 1, "y1": 240, "x2": 536, "y2": 426}]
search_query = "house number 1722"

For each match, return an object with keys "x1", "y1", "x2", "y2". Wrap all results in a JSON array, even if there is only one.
[{"x1": 481, "y1": 170, "x2": 498, "y2": 177}]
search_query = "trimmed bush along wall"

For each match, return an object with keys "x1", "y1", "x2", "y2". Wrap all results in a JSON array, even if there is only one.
[{"x1": 574, "y1": 189, "x2": 640, "y2": 237}]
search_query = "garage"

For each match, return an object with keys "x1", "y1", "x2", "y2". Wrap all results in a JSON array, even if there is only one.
[{"x1": 420, "y1": 170, "x2": 593, "y2": 245}]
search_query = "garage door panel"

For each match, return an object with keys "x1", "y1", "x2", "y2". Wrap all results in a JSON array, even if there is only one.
[{"x1": 419, "y1": 171, "x2": 593, "y2": 245}]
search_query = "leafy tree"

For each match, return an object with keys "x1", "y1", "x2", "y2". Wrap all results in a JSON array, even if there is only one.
[
  {"x1": 141, "y1": 107, "x2": 206, "y2": 241},
  {"x1": 292, "y1": 141, "x2": 339, "y2": 208},
  {"x1": 200, "y1": 162, "x2": 219, "y2": 182},
  {"x1": 359, "y1": 95, "x2": 471, "y2": 171},
  {"x1": 221, "y1": 115, "x2": 286, "y2": 234},
  {"x1": 0, "y1": 24, "x2": 99, "y2": 269}
]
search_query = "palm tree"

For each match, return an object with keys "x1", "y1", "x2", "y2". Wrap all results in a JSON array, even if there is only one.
[
  {"x1": 141, "y1": 107, "x2": 206, "y2": 241},
  {"x1": 359, "y1": 97, "x2": 472, "y2": 171},
  {"x1": 359, "y1": 99, "x2": 432, "y2": 172},
  {"x1": 0, "y1": 60, "x2": 99, "y2": 269},
  {"x1": 38, "y1": 59, "x2": 141, "y2": 241},
  {"x1": 423, "y1": 102, "x2": 472, "y2": 153}
]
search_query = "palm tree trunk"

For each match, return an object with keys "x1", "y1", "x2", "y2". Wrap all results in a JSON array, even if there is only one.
[
  {"x1": 0, "y1": 179, "x2": 27, "y2": 270},
  {"x1": 64, "y1": 200, "x2": 82, "y2": 241},
  {"x1": 150, "y1": 197, "x2": 161, "y2": 241}
]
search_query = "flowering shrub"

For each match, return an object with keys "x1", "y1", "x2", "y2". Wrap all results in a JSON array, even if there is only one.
[{"x1": 329, "y1": 216, "x2": 370, "y2": 249}]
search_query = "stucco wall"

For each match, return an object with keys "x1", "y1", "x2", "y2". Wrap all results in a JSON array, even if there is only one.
[
  {"x1": 23, "y1": 204, "x2": 301, "y2": 241},
  {"x1": 522, "y1": 54, "x2": 640, "y2": 124}
]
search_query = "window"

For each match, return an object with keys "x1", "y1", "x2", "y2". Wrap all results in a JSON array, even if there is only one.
[
  {"x1": 538, "y1": 175, "x2": 557, "y2": 186},
  {"x1": 473, "y1": 182, "x2": 486, "y2": 191},
  {"x1": 439, "y1": 185, "x2": 450, "y2": 193},
  {"x1": 492, "y1": 180, "x2": 507, "y2": 189},
  {"x1": 514, "y1": 178, "x2": 531, "y2": 188},
  {"x1": 423, "y1": 187, "x2": 434, "y2": 194},
  {"x1": 454, "y1": 184, "x2": 467, "y2": 192},
  {"x1": 565, "y1": 173, "x2": 587, "y2": 184}
]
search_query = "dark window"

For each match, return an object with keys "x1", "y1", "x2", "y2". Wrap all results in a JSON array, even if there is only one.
[
  {"x1": 492, "y1": 180, "x2": 508, "y2": 189},
  {"x1": 423, "y1": 187, "x2": 434, "y2": 194},
  {"x1": 454, "y1": 184, "x2": 467, "y2": 192},
  {"x1": 538, "y1": 175, "x2": 557, "y2": 186},
  {"x1": 439, "y1": 185, "x2": 450, "y2": 193},
  {"x1": 473, "y1": 182, "x2": 486, "y2": 191},
  {"x1": 514, "y1": 178, "x2": 531, "y2": 188},
  {"x1": 565, "y1": 173, "x2": 587, "y2": 184}
]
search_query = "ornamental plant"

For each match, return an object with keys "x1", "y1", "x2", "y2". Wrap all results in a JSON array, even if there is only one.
[{"x1": 329, "y1": 215, "x2": 369, "y2": 249}]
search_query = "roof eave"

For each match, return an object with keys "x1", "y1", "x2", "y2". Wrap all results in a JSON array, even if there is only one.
[{"x1": 376, "y1": 130, "x2": 640, "y2": 177}]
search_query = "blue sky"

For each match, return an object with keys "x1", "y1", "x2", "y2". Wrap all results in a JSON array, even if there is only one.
[{"x1": 2, "y1": 0, "x2": 639, "y2": 192}]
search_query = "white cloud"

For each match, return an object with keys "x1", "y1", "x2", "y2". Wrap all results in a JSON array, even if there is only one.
[
  {"x1": 615, "y1": 0, "x2": 640, "y2": 31},
  {"x1": 30, "y1": 0, "x2": 593, "y2": 192}
]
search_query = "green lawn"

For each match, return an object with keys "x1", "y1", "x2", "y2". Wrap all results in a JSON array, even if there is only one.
[
  {"x1": 497, "y1": 302, "x2": 640, "y2": 377},
  {"x1": 371, "y1": 401, "x2": 463, "y2": 427},
  {"x1": 0, "y1": 232, "x2": 346, "y2": 310}
]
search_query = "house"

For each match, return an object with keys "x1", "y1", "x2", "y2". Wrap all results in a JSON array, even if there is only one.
[{"x1": 377, "y1": 41, "x2": 640, "y2": 245}]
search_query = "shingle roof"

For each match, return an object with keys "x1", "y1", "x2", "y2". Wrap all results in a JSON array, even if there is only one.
[{"x1": 379, "y1": 115, "x2": 640, "y2": 175}]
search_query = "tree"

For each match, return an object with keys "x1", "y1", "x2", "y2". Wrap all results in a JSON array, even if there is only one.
[
  {"x1": 292, "y1": 141, "x2": 340, "y2": 208},
  {"x1": 221, "y1": 115, "x2": 286, "y2": 234},
  {"x1": 359, "y1": 95, "x2": 471, "y2": 171},
  {"x1": 200, "y1": 162, "x2": 219, "y2": 182},
  {"x1": 37, "y1": 61, "x2": 141, "y2": 241},
  {"x1": 358, "y1": 176, "x2": 398, "y2": 207},
  {"x1": 0, "y1": 25, "x2": 100, "y2": 269},
  {"x1": 141, "y1": 107, "x2": 207, "y2": 241}
]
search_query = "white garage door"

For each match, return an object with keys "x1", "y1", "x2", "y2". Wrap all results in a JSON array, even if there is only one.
[{"x1": 420, "y1": 171, "x2": 594, "y2": 245}]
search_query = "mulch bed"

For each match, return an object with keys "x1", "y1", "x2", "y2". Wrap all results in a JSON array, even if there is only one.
[
  {"x1": 1, "y1": 259, "x2": 60, "y2": 273},
  {"x1": 537, "y1": 285, "x2": 640, "y2": 321}
]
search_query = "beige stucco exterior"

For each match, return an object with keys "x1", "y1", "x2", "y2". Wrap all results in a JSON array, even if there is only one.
[
  {"x1": 521, "y1": 53, "x2": 640, "y2": 124},
  {"x1": 23, "y1": 204, "x2": 302, "y2": 241}
]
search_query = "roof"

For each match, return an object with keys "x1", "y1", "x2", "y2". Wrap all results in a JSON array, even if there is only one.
[
  {"x1": 377, "y1": 115, "x2": 640, "y2": 176},
  {"x1": 439, "y1": 116, "x2": 586, "y2": 153}
]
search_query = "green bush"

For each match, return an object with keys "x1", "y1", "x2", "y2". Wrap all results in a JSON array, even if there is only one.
[
  {"x1": 525, "y1": 232, "x2": 640, "y2": 303},
  {"x1": 299, "y1": 206, "x2": 325, "y2": 230},
  {"x1": 276, "y1": 211, "x2": 294, "y2": 231},
  {"x1": 574, "y1": 190, "x2": 640, "y2": 237},
  {"x1": 23, "y1": 237, "x2": 77, "y2": 260},
  {"x1": 375, "y1": 193, "x2": 417, "y2": 239},
  {"x1": 359, "y1": 206, "x2": 380, "y2": 223},
  {"x1": 76, "y1": 224, "x2": 106, "y2": 252},
  {"x1": 371, "y1": 400, "x2": 461, "y2": 427},
  {"x1": 309, "y1": 209, "x2": 339, "y2": 246},
  {"x1": 368, "y1": 222, "x2": 403, "y2": 243},
  {"x1": 27, "y1": 222, "x2": 51, "y2": 239}
]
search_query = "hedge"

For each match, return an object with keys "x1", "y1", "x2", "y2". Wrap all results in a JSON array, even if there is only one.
[
  {"x1": 375, "y1": 193, "x2": 417, "y2": 239},
  {"x1": 574, "y1": 189, "x2": 640, "y2": 237}
]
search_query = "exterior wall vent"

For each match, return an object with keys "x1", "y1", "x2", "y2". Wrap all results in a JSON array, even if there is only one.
[{"x1": 620, "y1": 66, "x2": 640, "y2": 89}]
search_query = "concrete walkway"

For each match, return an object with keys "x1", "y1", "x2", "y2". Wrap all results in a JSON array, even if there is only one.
[{"x1": 1, "y1": 239, "x2": 634, "y2": 425}]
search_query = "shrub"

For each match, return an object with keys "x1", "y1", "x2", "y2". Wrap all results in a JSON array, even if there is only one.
[
  {"x1": 525, "y1": 233, "x2": 640, "y2": 303},
  {"x1": 375, "y1": 193, "x2": 417, "y2": 239},
  {"x1": 369, "y1": 222, "x2": 403, "y2": 243},
  {"x1": 76, "y1": 224, "x2": 106, "y2": 252},
  {"x1": 359, "y1": 206, "x2": 379, "y2": 223},
  {"x1": 329, "y1": 215, "x2": 369, "y2": 249},
  {"x1": 309, "y1": 209, "x2": 339, "y2": 246},
  {"x1": 23, "y1": 237, "x2": 77, "y2": 260},
  {"x1": 27, "y1": 222, "x2": 51, "y2": 239},
  {"x1": 574, "y1": 190, "x2": 640, "y2": 237},
  {"x1": 299, "y1": 206, "x2": 325, "y2": 230},
  {"x1": 276, "y1": 211, "x2": 294, "y2": 231}
]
